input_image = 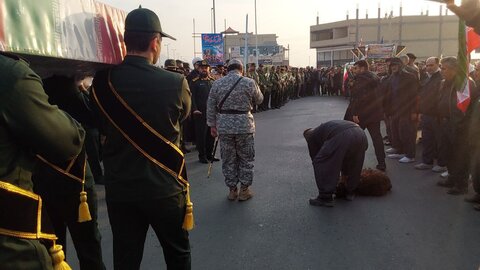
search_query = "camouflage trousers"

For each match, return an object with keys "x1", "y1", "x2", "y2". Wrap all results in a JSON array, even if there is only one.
[{"x1": 219, "y1": 133, "x2": 255, "y2": 188}]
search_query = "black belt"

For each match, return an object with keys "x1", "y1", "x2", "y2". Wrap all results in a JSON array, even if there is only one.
[{"x1": 218, "y1": 110, "x2": 249, "y2": 114}]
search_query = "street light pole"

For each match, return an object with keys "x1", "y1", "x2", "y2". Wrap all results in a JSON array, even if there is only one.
[
  {"x1": 165, "y1": 43, "x2": 170, "y2": 59},
  {"x1": 213, "y1": 0, "x2": 216, "y2": 33},
  {"x1": 254, "y1": 0, "x2": 258, "y2": 67}
]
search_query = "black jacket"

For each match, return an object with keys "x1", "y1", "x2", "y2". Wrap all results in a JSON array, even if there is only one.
[
  {"x1": 348, "y1": 71, "x2": 382, "y2": 127},
  {"x1": 418, "y1": 71, "x2": 442, "y2": 116},
  {"x1": 383, "y1": 69, "x2": 419, "y2": 117}
]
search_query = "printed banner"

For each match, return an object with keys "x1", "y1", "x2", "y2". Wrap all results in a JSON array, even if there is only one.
[
  {"x1": 366, "y1": 44, "x2": 395, "y2": 59},
  {"x1": 0, "y1": 0, "x2": 126, "y2": 65},
  {"x1": 201, "y1": 33, "x2": 224, "y2": 66}
]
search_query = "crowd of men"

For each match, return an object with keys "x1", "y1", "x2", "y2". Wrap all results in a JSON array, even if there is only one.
[{"x1": 342, "y1": 53, "x2": 480, "y2": 211}]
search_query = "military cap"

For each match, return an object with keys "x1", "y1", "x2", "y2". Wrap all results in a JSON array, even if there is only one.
[
  {"x1": 406, "y1": 53, "x2": 417, "y2": 60},
  {"x1": 197, "y1": 60, "x2": 210, "y2": 67},
  {"x1": 228, "y1": 59, "x2": 243, "y2": 67},
  {"x1": 125, "y1": 7, "x2": 176, "y2": 40},
  {"x1": 164, "y1": 59, "x2": 177, "y2": 68}
]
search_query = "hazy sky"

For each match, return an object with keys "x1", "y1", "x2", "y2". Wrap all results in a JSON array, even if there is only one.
[{"x1": 101, "y1": 0, "x2": 448, "y2": 66}]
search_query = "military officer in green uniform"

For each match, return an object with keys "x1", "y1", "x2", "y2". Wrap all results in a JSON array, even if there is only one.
[
  {"x1": 91, "y1": 7, "x2": 192, "y2": 270},
  {"x1": 246, "y1": 63, "x2": 260, "y2": 112},
  {"x1": 0, "y1": 52, "x2": 86, "y2": 270},
  {"x1": 32, "y1": 75, "x2": 105, "y2": 270},
  {"x1": 257, "y1": 64, "x2": 269, "y2": 111},
  {"x1": 191, "y1": 60, "x2": 217, "y2": 163}
]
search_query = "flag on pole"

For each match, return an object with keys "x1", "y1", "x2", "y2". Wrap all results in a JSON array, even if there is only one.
[
  {"x1": 467, "y1": 27, "x2": 480, "y2": 53},
  {"x1": 342, "y1": 65, "x2": 349, "y2": 96},
  {"x1": 456, "y1": 18, "x2": 471, "y2": 114}
]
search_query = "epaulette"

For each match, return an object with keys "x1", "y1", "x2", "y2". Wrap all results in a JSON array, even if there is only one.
[
  {"x1": 208, "y1": 75, "x2": 216, "y2": 81},
  {"x1": 192, "y1": 76, "x2": 200, "y2": 82}
]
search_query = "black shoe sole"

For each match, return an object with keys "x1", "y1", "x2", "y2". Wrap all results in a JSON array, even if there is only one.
[{"x1": 309, "y1": 198, "x2": 334, "y2": 207}]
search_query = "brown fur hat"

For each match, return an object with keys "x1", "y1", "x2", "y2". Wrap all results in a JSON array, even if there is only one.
[{"x1": 336, "y1": 168, "x2": 392, "y2": 197}]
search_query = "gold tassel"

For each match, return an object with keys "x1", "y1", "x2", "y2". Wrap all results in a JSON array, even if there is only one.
[
  {"x1": 78, "y1": 190, "x2": 92, "y2": 222},
  {"x1": 49, "y1": 244, "x2": 72, "y2": 270},
  {"x1": 182, "y1": 185, "x2": 194, "y2": 231}
]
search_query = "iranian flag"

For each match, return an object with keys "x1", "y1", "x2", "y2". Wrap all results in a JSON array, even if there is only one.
[
  {"x1": 342, "y1": 65, "x2": 348, "y2": 95},
  {"x1": 456, "y1": 19, "x2": 471, "y2": 113}
]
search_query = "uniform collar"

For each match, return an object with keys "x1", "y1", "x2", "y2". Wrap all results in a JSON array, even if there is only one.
[{"x1": 123, "y1": 55, "x2": 151, "y2": 65}]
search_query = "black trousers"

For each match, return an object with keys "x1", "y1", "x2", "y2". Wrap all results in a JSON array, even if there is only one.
[
  {"x1": 42, "y1": 186, "x2": 105, "y2": 270},
  {"x1": 85, "y1": 128, "x2": 104, "y2": 184},
  {"x1": 420, "y1": 115, "x2": 447, "y2": 166},
  {"x1": 260, "y1": 90, "x2": 271, "y2": 110},
  {"x1": 194, "y1": 115, "x2": 215, "y2": 159},
  {"x1": 391, "y1": 114, "x2": 416, "y2": 158},
  {"x1": 311, "y1": 128, "x2": 368, "y2": 195},
  {"x1": 471, "y1": 143, "x2": 480, "y2": 194},
  {"x1": 446, "y1": 128, "x2": 470, "y2": 189},
  {"x1": 363, "y1": 121, "x2": 386, "y2": 165},
  {"x1": 107, "y1": 193, "x2": 191, "y2": 270}
]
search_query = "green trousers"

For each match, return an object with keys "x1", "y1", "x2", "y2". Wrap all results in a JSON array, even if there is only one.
[{"x1": 0, "y1": 236, "x2": 53, "y2": 270}]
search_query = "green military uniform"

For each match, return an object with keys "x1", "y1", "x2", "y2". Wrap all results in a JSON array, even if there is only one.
[
  {"x1": 190, "y1": 61, "x2": 216, "y2": 163},
  {"x1": 32, "y1": 75, "x2": 105, "y2": 270},
  {"x1": 0, "y1": 53, "x2": 85, "y2": 270},
  {"x1": 91, "y1": 7, "x2": 192, "y2": 270},
  {"x1": 246, "y1": 64, "x2": 260, "y2": 112},
  {"x1": 257, "y1": 66, "x2": 269, "y2": 111}
]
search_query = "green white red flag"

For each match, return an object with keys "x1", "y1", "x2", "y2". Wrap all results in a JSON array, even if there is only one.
[{"x1": 456, "y1": 18, "x2": 471, "y2": 113}]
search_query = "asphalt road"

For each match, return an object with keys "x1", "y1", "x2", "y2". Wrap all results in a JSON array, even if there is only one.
[{"x1": 68, "y1": 96, "x2": 480, "y2": 270}]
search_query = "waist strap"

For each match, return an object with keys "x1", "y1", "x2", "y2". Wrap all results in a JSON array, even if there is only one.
[
  {"x1": 0, "y1": 181, "x2": 56, "y2": 240},
  {"x1": 218, "y1": 109, "x2": 249, "y2": 114}
]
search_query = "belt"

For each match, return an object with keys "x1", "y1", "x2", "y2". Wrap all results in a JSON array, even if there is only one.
[{"x1": 218, "y1": 110, "x2": 249, "y2": 114}]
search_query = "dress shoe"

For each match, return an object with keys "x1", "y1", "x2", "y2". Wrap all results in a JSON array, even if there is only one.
[
  {"x1": 227, "y1": 187, "x2": 238, "y2": 201},
  {"x1": 437, "y1": 179, "x2": 454, "y2": 188},
  {"x1": 431, "y1": 165, "x2": 447, "y2": 173},
  {"x1": 399, "y1": 157, "x2": 415, "y2": 163},
  {"x1": 345, "y1": 192, "x2": 355, "y2": 201},
  {"x1": 309, "y1": 195, "x2": 334, "y2": 207},
  {"x1": 473, "y1": 203, "x2": 480, "y2": 211},
  {"x1": 387, "y1": 153, "x2": 405, "y2": 159},
  {"x1": 238, "y1": 186, "x2": 253, "y2": 201},
  {"x1": 198, "y1": 157, "x2": 209, "y2": 164},
  {"x1": 447, "y1": 186, "x2": 468, "y2": 195},
  {"x1": 385, "y1": 148, "x2": 398, "y2": 154},
  {"x1": 464, "y1": 193, "x2": 480, "y2": 203},
  {"x1": 414, "y1": 163, "x2": 433, "y2": 170},
  {"x1": 208, "y1": 156, "x2": 220, "y2": 162},
  {"x1": 376, "y1": 163, "x2": 386, "y2": 171}
]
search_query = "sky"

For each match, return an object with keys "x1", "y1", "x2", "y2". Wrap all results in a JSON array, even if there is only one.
[{"x1": 101, "y1": 0, "x2": 449, "y2": 67}]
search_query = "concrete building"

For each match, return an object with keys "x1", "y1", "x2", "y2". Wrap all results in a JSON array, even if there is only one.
[
  {"x1": 224, "y1": 31, "x2": 288, "y2": 66},
  {"x1": 310, "y1": 7, "x2": 458, "y2": 67}
]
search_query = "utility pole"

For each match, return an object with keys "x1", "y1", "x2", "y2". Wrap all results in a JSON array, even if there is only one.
[
  {"x1": 213, "y1": 0, "x2": 216, "y2": 33},
  {"x1": 254, "y1": 0, "x2": 258, "y2": 67},
  {"x1": 244, "y1": 14, "x2": 249, "y2": 67},
  {"x1": 165, "y1": 43, "x2": 170, "y2": 59}
]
